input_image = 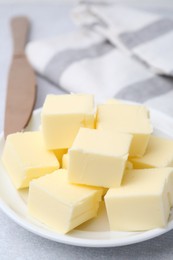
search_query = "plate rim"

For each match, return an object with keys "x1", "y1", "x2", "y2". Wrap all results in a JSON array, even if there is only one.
[{"x1": 1, "y1": 106, "x2": 173, "y2": 247}]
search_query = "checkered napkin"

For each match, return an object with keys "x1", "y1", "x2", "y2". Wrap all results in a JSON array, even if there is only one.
[{"x1": 26, "y1": 3, "x2": 173, "y2": 115}]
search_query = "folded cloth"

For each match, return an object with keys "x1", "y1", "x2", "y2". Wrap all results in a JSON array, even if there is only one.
[
  {"x1": 73, "y1": 3, "x2": 173, "y2": 75},
  {"x1": 26, "y1": 3, "x2": 173, "y2": 114}
]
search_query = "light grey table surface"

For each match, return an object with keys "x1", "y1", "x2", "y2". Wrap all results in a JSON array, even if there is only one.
[{"x1": 1, "y1": 3, "x2": 173, "y2": 260}]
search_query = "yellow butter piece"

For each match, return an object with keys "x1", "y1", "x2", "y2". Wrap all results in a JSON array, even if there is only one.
[
  {"x1": 96, "y1": 103, "x2": 153, "y2": 157},
  {"x1": 64, "y1": 153, "x2": 133, "y2": 170},
  {"x1": 131, "y1": 135, "x2": 173, "y2": 169},
  {"x1": 105, "y1": 168, "x2": 173, "y2": 231},
  {"x1": 1, "y1": 132, "x2": 59, "y2": 189},
  {"x1": 68, "y1": 128, "x2": 132, "y2": 188},
  {"x1": 41, "y1": 94, "x2": 95, "y2": 149},
  {"x1": 62, "y1": 153, "x2": 108, "y2": 197},
  {"x1": 28, "y1": 169, "x2": 103, "y2": 234}
]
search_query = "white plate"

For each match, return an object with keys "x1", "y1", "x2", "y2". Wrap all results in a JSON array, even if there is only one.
[{"x1": 1, "y1": 107, "x2": 173, "y2": 248}]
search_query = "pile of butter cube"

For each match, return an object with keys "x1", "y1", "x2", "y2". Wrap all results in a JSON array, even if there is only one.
[{"x1": 2, "y1": 94, "x2": 173, "y2": 234}]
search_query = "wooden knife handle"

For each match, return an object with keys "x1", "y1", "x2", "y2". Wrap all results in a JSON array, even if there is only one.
[{"x1": 11, "y1": 16, "x2": 29, "y2": 56}]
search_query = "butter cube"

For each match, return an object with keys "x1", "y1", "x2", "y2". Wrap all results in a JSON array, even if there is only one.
[
  {"x1": 1, "y1": 132, "x2": 59, "y2": 189},
  {"x1": 105, "y1": 168, "x2": 173, "y2": 231},
  {"x1": 62, "y1": 154, "x2": 108, "y2": 197},
  {"x1": 64, "y1": 153, "x2": 133, "y2": 170},
  {"x1": 131, "y1": 135, "x2": 173, "y2": 169},
  {"x1": 41, "y1": 94, "x2": 95, "y2": 149},
  {"x1": 28, "y1": 169, "x2": 102, "y2": 234},
  {"x1": 68, "y1": 128, "x2": 132, "y2": 188},
  {"x1": 96, "y1": 103, "x2": 153, "y2": 157}
]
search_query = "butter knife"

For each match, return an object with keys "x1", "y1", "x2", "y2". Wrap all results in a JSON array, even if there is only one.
[{"x1": 4, "y1": 16, "x2": 36, "y2": 138}]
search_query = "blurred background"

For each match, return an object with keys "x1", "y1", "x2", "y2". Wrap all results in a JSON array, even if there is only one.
[{"x1": 1, "y1": 0, "x2": 173, "y2": 131}]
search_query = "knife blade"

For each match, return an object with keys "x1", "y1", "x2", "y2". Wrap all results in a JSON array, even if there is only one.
[{"x1": 4, "y1": 16, "x2": 36, "y2": 138}]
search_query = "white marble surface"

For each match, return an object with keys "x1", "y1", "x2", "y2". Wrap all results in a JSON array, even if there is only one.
[{"x1": 1, "y1": 3, "x2": 173, "y2": 259}]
